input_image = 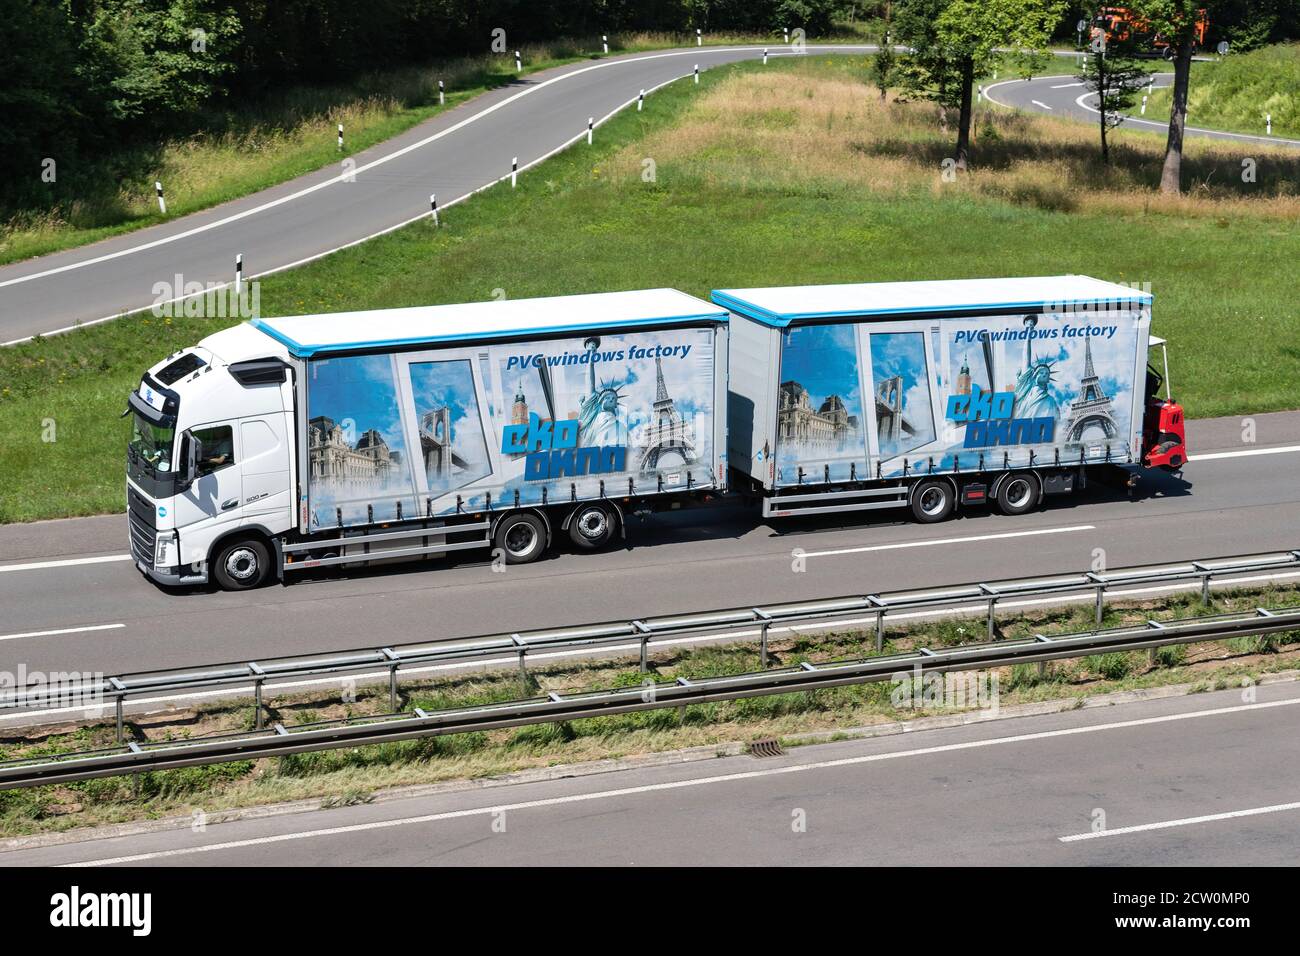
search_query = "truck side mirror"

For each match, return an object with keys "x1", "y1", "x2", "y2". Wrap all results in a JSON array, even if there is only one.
[{"x1": 181, "y1": 432, "x2": 202, "y2": 490}]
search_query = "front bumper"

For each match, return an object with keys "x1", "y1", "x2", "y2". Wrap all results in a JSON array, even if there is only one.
[{"x1": 135, "y1": 559, "x2": 208, "y2": 587}]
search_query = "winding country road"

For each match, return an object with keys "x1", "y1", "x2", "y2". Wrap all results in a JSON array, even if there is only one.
[{"x1": 4, "y1": 46, "x2": 1296, "y2": 346}]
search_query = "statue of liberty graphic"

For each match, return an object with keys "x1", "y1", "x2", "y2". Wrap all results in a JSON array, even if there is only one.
[
  {"x1": 578, "y1": 337, "x2": 630, "y2": 447},
  {"x1": 1012, "y1": 316, "x2": 1060, "y2": 420}
]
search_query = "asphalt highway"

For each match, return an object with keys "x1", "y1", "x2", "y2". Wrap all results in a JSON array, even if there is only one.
[
  {"x1": 6, "y1": 679, "x2": 1298, "y2": 865},
  {"x1": 0, "y1": 411, "x2": 1296, "y2": 685}
]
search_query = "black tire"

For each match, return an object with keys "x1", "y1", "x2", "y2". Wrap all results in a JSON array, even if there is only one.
[
  {"x1": 493, "y1": 512, "x2": 547, "y2": 564},
  {"x1": 212, "y1": 537, "x2": 271, "y2": 590},
  {"x1": 910, "y1": 479, "x2": 955, "y2": 523},
  {"x1": 568, "y1": 503, "x2": 616, "y2": 550},
  {"x1": 996, "y1": 472, "x2": 1041, "y2": 515}
]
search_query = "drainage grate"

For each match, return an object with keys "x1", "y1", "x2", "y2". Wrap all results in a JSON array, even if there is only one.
[{"x1": 748, "y1": 737, "x2": 784, "y2": 758}]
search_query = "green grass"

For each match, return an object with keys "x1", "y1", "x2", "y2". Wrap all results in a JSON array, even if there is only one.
[
  {"x1": 1, "y1": 56, "x2": 1298, "y2": 522},
  {"x1": 1128, "y1": 43, "x2": 1300, "y2": 138}
]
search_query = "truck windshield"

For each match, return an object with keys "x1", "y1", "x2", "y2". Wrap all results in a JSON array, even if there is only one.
[{"x1": 130, "y1": 413, "x2": 175, "y2": 473}]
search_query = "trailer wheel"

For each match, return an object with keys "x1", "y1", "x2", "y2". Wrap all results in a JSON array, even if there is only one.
[
  {"x1": 493, "y1": 512, "x2": 547, "y2": 564},
  {"x1": 212, "y1": 538, "x2": 271, "y2": 590},
  {"x1": 996, "y1": 472, "x2": 1041, "y2": 516},
  {"x1": 568, "y1": 503, "x2": 616, "y2": 550},
  {"x1": 911, "y1": 480, "x2": 955, "y2": 523}
]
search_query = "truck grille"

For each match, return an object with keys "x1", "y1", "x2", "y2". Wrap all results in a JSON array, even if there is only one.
[{"x1": 126, "y1": 486, "x2": 157, "y2": 565}]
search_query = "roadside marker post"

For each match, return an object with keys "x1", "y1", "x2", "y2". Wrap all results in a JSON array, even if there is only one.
[
  {"x1": 1266, "y1": 112, "x2": 1272, "y2": 135},
  {"x1": 696, "y1": 29, "x2": 702, "y2": 47},
  {"x1": 337, "y1": 123, "x2": 343, "y2": 150},
  {"x1": 438, "y1": 79, "x2": 444, "y2": 105},
  {"x1": 511, "y1": 157, "x2": 518, "y2": 188},
  {"x1": 1141, "y1": 95, "x2": 1148, "y2": 114},
  {"x1": 603, "y1": 35, "x2": 608, "y2": 54},
  {"x1": 694, "y1": 64, "x2": 700, "y2": 85},
  {"x1": 154, "y1": 181, "x2": 166, "y2": 214},
  {"x1": 234, "y1": 254, "x2": 243, "y2": 296},
  {"x1": 638, "y1": 89, "x2": 644, "y2": 111},
  {"x1": 587, "y1": 117, "x2": 594, "y2": 144},
  {"x1": 515, "y1": 50, "x2": 522, "y2": 72},
  {"x1": 430, "y1": 193, "x2": 439, "y2": 226},
  {"x1": 763, "y1": 48, "x2": 769, "y2": 65},
  {"x1": 784, "y1": 28, "x2": 789, "y2": 44},
  {"x1": 977, "y1": 85, "x2": 983, "y2": 103}
]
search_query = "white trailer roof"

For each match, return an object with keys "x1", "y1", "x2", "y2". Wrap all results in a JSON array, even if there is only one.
[
  {"x1": 251, "y1": 288, "x2": 725, "y2": 358},
  {"x1": 713, "y1": 275, "x2": 1152, "y2": 327}
]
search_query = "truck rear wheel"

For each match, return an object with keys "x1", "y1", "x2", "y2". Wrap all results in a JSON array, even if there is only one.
[
  {"x1": 996, "y1": 472, "x2": 1040, "y2": 515},
  {"x1": 213, "y1": 538, "x2": 271, "y2": 590},
  {"x1": 568, "y1": 503, "x2": 615, "y2": 550},
  {"x1": 493, "y1": 512, "x2": 547, "y2": 564},
  {"x1": 911, "y1": 480, "x2": 955, "y2": 523}
]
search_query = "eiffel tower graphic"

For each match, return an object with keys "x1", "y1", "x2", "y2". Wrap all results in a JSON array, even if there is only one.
[
  {"x1": 1062, "y1": 331, "x2": 1119, "y2": 443},
  {"x1": 637, "y1": 356, "x2": 697, "y2": 471}
]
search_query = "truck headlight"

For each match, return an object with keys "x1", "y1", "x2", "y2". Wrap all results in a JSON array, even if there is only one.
[{"x1": 154, "y1": 531, "x2": 178, "y2": 568}]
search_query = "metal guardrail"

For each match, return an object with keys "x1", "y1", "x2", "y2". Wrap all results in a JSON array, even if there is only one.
[
  {"x1": 3, "y1": 548, "x2": 1299, "y2": 743},
  {"x1": 1, "y1": 604, "x2": 1297, "y2": 790}
]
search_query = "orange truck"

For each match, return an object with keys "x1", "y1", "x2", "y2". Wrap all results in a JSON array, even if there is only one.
[{"x1": 1090, "y1": 6, "x2": 1208, "y2": 58}]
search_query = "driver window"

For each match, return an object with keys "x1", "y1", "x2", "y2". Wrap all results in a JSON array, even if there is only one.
[{"x1": 193, "y1": 425, "x2": 235, "y2": 476}]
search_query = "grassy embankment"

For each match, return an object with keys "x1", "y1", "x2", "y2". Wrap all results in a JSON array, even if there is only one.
[
  {"x1": 1, "y1": 582, "x2": 1297, "y2": 837},
  {"x1": 0, "y1": 30, "x2": 869, "y2": 266},
  {"x1": 1, "y1": 56, "x2": 1297, "y2": 522},
  {"x1": 1129, "y1": 43, "x2": 1299, "y2": 139}
]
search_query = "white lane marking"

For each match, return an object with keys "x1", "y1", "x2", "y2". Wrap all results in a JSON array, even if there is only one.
[
  {"x1": 1190, "y1": 444, "x2": 1300, "y2": 462},
  {"x1": 0, "y1": 554, "x2": 133, "y2": 573},
  {"x1": 1050, "y1": 82, "x2": 1083, "y2": 89},
  {"x1": 6, "y1": 566, "x2": 1297, "y2": 722},
  {"x1": 0, "y1": 623, "x2": 125, "y2": 643},
  {"x1": 1031, "y1": 99, "x2": 1053, "y2": 110},
  {"x1": 1073, "y1": 88, "x2": 1300, "y2": 146},
  {"x1": 0, "y1": 45, "x2": 874, "y2": 297},
  {"x1": 1059, "y1": 800, "x2": 1300, "y2": 843},
  {"x1": 802, "y1": 524, "x2": 1094, "y2": 559},
  {"x1": 61, "y1": 693, "x2": 1300, "y2": 866}
]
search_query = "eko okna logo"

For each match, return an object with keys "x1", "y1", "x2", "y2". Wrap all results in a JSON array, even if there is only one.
[
  {"x1": 501, "y1": 413, "x2": 627, "y2": 480},
  {"x1": 946, "y1": 384, "x2": 1055, "y2": 449}
]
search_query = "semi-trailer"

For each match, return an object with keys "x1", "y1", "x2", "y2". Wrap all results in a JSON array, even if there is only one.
[{"x1": 125, "y1": 276, "x2": 1186, "y2": 590}]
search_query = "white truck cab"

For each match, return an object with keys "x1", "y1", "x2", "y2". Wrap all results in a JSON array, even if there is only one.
[{"x1": 126, "y1": 324, "x2": 297, "y2": 588}]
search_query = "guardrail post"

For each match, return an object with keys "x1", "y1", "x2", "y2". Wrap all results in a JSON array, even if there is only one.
[
  {"x1": 511, "y1": 634, "x2": 528, "y2": 693},
  {"x1": 632, "y1": 621, "x2": 651, "y2": 673},
  {"x1": 248, "y1": 663, "x2": 266, "y2": 730},
  {"x1": 109, "y1": 677, "x2": 127, "y2": 744},
  {"x1": 754, "y1": 609, "x2": 772, "y2": 667},
  {"x1": 868, "y1": 596, "x2": 886, "y2": 652},
  {"x1": 979, "y1": 585, "x2": 999, "y2": 640},
  {"x1": 1096, "y1": 584, "x2": 1105, "y2": 627},
  {"x1": 381, "y1": 648, "x2": 400, "y2": 711}
]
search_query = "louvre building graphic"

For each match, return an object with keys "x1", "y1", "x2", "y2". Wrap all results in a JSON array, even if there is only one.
[
  {"x1": 308, "y1": 416, "x2": 404, "y2": 492},
  {"x1": 778, "y1": 380, "x2": 861, "y2": 457}
]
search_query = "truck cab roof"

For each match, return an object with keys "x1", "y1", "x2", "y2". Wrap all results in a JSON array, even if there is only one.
[
  {"x1": 712, "y1": 275, "x2": 1152, "y2": 327},
  {"x1": 248, "y1": 288, "x2": 726, "y2": 358}
]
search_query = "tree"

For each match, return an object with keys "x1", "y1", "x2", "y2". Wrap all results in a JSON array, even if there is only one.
[
  {"x1": 893, "y1": 0, "x2": 1067, "y2": 170},
  {"x1": 870, "y1": 30, "x2": 896, "y2": 100},
  {"x1": 1077, "y1": 23, "x2": 1152, "y2": 164},
  {"x1": 1124, "y1": 0, "x2": 1276, "y2": 193}
]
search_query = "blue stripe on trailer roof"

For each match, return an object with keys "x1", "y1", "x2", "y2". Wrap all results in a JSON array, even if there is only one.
[
  {"x1": 712, "y1": 275, "x2": 1153, "y2": 328},
  {"x1": 250, "y1": 288, "x2": 727, "y2": 358}
]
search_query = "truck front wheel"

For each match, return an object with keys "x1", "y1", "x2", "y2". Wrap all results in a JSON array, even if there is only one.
[
  {"x1": 213, "y1": 538, "x2": 271, "y2": 590},
  {"x1": 568, "y1": 503, "x2": 616, "y2": 550},
  {"x1": 493, "y1": 512, "x2": 547, "y2": 564}
]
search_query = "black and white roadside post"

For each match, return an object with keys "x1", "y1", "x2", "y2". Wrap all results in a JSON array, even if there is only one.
[
  {"x1": 154, "y1": 181, "x2": 166, "y2": 214},
  {"x1": 234, "y1": 254, "x2": 243, "y2": 297},
  {"x1": 784, "y1": 27, "x2": 789, "y2": 44},
  {"x1": 429, "y1": 193, "x2": 439, "y2": 226},
  {"x1": 602, "y1": 35, "x2": 608, "y2": 54},
  {"x1": 337, "y1": 123, "x2": 344, "y2": 150},
  {"x1": 638, "y1": 89, "x2": 645, "y2": 111},
  {"x1": 696, "y1": 28, "x2": 702, "y2": 47},
  {"x1": 438, "y1": 79, "x2": 444, "y2": 105},
  {"x1": 515, "y1": 50, "x2": 522, "y2": 72},
  {"x1": 1266, "y1": 112, "x2": 1273, "y2": 135},
  {"x1": 763, "y1": 48, "x2": 769, "y2": 65},
  {"x1": 694, "y1": 64, "x2": 700, "y2": 85},
  {"x1": 1141, "y1": 94, "x2": 1148, "y2": 114},
  {"x1": 511, "y1": 156, "x2": 518, "y2": 188},
  {"x1": 587, "y1": 116, "x2": 594, "y2": 144}
]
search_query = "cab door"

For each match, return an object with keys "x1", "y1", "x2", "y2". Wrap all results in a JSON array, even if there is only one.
[{"x1": 172, "y1": 422, "x2": 243, "y2": 537}]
